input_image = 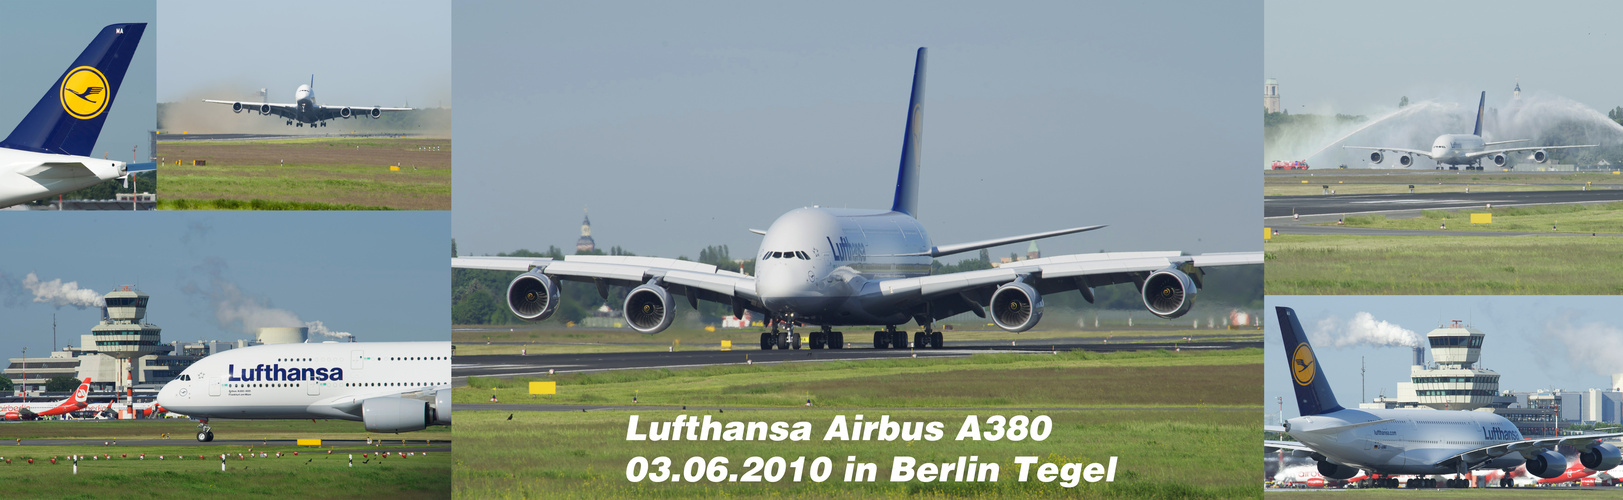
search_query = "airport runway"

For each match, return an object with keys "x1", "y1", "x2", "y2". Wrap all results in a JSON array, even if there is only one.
[
  {"x1": 452, "y1": 339, "x2": 1261, "y2": 382},
  {"x1": 1265, "y1": 210, "x2": 1623, "y2": 237},
  {"x1": 1264, "y1": 190, "x2": 1623, "y2": 218},
  {"x1": 3, "y1": 438, "x2": 450, "y2": 453},
  {"x1": 461, "y1": 403, "x2": 1256, "y2": 413},
  {"x1": 159, "y1": 133, "x2": 422, "y2": 141}
]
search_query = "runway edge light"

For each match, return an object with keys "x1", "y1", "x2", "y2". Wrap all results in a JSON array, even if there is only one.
[{"x1": 530, "y1": 381, "x2": 557, "y2": 395}]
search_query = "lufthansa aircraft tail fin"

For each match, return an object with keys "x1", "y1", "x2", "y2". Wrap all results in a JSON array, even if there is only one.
[
  {"x1": 891, "y1": 47, "x2": 926, "y2": 218},
  {"x1": 1277, "y1": 306, "x2": 1343, "y2": 416},
  {"x1": 1471, "y1": 91, "x2": 1486, "y2": 137},
  {"x1": 0, "y1": 23, "x2": 146, "y2": 157}
]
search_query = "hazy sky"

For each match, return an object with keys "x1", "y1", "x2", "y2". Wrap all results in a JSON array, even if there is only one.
[
  {"x1": 0, "y1": 1, "x2": 157, "y2": 163},
  {"x1": 1265, "y1": 0, "x2": 1623, "y2": 116},
  {"x1": 156, "y1": 0, "x2": 451, "y2": 108},
  {"x1": 0, "y1": 212, "x2": 449, "y2": 359},
  {"x1": 1265, "y1": 296, "x2": 1623, "y2": 420},
  {"x1": 452, "y1": 1, "x2": 1262, "y2": 260}
]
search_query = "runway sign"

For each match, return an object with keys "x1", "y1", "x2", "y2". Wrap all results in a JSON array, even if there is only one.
[
  {"x1": 297, "y1": 439, "x2": 322, "y2": 446},
  {"x1": 1263, "y1": 227, "x2": 1272, "y2": 240},
  {"x1": 1471, "y1": 213, "x2": 1492, "y2": 224},
  {"x1": 720, "y1": 340, "x2": 732, "y2": 351},
  {"x1": 530, "y1": 381, "x2": 557, "y2": 395}
]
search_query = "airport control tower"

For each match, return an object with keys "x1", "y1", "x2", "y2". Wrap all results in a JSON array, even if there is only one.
[
  {"x1": 1409, "y1": 320, "x2": 1500, "y2": 411},
  {"x1": 90, "y1": 286, "x2": 163, "y2": 417}
]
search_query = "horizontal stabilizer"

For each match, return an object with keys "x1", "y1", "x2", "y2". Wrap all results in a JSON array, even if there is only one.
[
  {"x1": 929, "y1": 225, "x2": 1105, "y2": 258},
  {"x1": 126, "y1": 162, "x2": 156, "y2": 172},
  {"x1": 20, "y1": 162, "x2": 98, "y2": 179}
]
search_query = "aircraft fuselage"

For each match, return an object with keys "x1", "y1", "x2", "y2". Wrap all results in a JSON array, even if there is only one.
[
  {"x1": 0, "y1": 148, "x2": 127, "y2": 207},
  {"x1": 755, "y1": 207, "x2": 932, "y2": 326},
  {"x1": 1429, "y1": 134, "x2": 1487, "y2": 166},
  {"x1": 1286, "y1": 407, "x2": 1526, "y2": 475}
]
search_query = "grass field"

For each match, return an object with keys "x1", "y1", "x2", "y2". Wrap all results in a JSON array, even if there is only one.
[
  {"x1": 0, "y1": 420, "x2": 449, "y2": 499},
  {"x1": 1266, "y1": 488, "x2": 1613, "y2": 498},
  {"x1": 452, "y1": 326, "x2": 1261, "y2": 355},
  {"x1": 1321, "y1": 202, "x2": 1623, "y2": 234},
  {"x1": 1264, "y1": 234, "x2": 1623, "y2": 294},
  {"x1": 1264, "y1": 171, "x2": 1623, "y2": 196},
  {"x1": 156, "y1": 137, "x2": 450, "y2": 210}
]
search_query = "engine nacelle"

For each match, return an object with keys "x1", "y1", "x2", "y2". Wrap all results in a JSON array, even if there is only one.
[
  {"x1": 1368, "y1": 151, "x2": 1384, "y2": 164},
  {"x1": 1141, "y1": 268, "x2": 1196, "y2": 318},
  {"x1": 258, "y1": 103, "x2": 271, "y2": 115},
  {"x1": 231, "y1": 102, "x2": 244, "y2": 113},
  {"x1": 369, "y1": 107, "x2": 383, "y2": 119},
  {"x1": 1532, "y1": 149, "x2": 1549, "y2": 163},
  {"x1": 1316, "y1": 460, "x2": 1359, "y2": 480},
  {"x1": 624, "y1": 284, "x2": 675, "y2": 334},
  {"x1": 339, "y1": 107, "x2": 352, "y2": 119},
  {"x1": 1397, "y1": 154, "x2": 1413, "y2": 167},
  {"x1": 1526, "y1": 449, "x2": 1568, "y2": 479},
  {"x1": 989, "y1": 282, "x2": 1043, "y2": 332},
  {"x1": 506, "y1": 271, "x2": 559, "y2": 321},
  {"x1": 361, "y1": 397, "x2": 430, "y2": 433},
  {"x1": 1581, "y1": 443, "x2": 1622, "y2": 471},
  {"x1": 432, "y1": 388, "x2": 452, "y2": 425}
]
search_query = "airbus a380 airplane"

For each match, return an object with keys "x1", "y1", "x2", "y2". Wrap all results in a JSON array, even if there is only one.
[
  {"x1": 0, "y1": 24, "x2": 155, "y2": 207},
  {"x1": 0, "y1": 378, "x2": 90, "y2": 421},
  {"x1": 157, "y1": 342, "x2": 450, "y2": 442},
  {"x1": 454, "y1": 48, "x2": 1262, "y2": 351},
  {"x1": 204, "y1": 76, "x2": 412, "y2": 128},
  {"x1": 1266, "y1": 306, "x2": 1623, "y2": 489},
  {"x1": 1343, "y1": 91, "x2": 1594, "y2": 170}
]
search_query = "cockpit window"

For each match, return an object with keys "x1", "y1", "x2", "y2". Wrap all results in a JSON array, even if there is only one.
[
  {"x1": 772, "y1": 251, "x2": 783, "y2": 258},
  {"x1": 762, "y1": 252, "x2": 771, "y2": 260},
  {"x1": 796, "y1": 251, "x2": 809, "y2": 260}
]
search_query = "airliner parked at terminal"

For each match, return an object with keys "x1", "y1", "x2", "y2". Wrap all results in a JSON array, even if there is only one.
[
  {"x1": 204, "y1": 76, "x2": 412, "y2": 127},
  {"x1": 1343, "y1": 91, "x2": 1593, "y2": 170},
  {"x1": 0, "y1": 378, "x2": 90, "y2": 421},
  {"x1": 0, "y1": 24, "x2": 155, "y2": 207},
  {"x1": 1266, "y1": 306, "x2": 1623, "y2": 489},
  {"x1": 454, "y1": 48, "x2": 1262, "y2": 351},
  {"x1": 157, "y1": 342, "x2": 450, "y2": 442}
]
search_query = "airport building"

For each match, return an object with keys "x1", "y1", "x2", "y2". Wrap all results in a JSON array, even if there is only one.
[
  {"x1": 1264, "y1": 78, "x2": 1280, "y2": 113},
  {"x1": 576, "y1": 208, "x2": 596, "y2": 253}
]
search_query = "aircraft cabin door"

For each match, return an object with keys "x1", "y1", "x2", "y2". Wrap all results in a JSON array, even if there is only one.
[
  {"x1": 351, "y1": 350, "x2": 365, "y2": 370},
  {"x1": 306, "y1": 381, "x2": 321, "y2": 396},
  {"x1": 207, "y1": 374, "x2": 221, "y2": 397}
]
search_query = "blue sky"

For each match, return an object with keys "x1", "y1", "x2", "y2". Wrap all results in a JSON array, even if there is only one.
[
  {"x1": 0, "y1": 212, "x2": 449, "y2": 357},
  {"x1": 1266, "y1": 295, "x2": 1623, "y2": 420},
  {"x1": 451, "y1": 1, "x2": 1262, "y2": 260},
  {"x1": 0, "y1": 1, "x2": 157, "y2": 163}
]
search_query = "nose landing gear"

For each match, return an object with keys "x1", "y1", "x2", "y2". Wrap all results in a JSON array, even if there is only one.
[{"x1": 195, "y1": 419, "x2": 214, "y2": 442}]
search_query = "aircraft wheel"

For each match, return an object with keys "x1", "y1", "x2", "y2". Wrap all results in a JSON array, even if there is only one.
[
  {"x1": 892, "y1": 332, "x2": 906, "y2": 349},
  {"x1": 912, "y1": 332, "x2": 923, "y2": 348},
  {"x1": 197, "y1": 431, "x2": 208, "y2": 442},
  {"x1": 931, "y1": 332, "x2": 943, "y2": 349},
  {"x1": 760, "y1": 332, "x2": 771, "y2": 350},
  {"x1": 777, "y1": 333, "x2": 789, "y2": 350},
  {"x1": 874, "y1": 332, "x2": 885, "y2": 349},
  {"x1": 792, "y1": 333, "x2": 801, "y2": 350}
]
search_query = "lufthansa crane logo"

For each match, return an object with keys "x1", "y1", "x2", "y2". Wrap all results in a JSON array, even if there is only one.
[
  {"x1": 1291, "y1": 343, "x2": 1316, "y2": 386},
  {"x1": 60, "y1": 66, "x2": 110, "y2": 119}
]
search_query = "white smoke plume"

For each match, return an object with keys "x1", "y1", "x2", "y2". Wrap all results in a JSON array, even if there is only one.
[
  {"x1": 1308, "y1": 312, "x2": 1423, "y2": 349},
  {"x1": 304, "y1": 320, "x2": 354, "y2": 342},
  {"x1": 4, "y1": 273, "x2": 104, "y2": 309},
  {"x1": 181, "y1": 258, "x2": 352, "y2": 340},
  {"x1": 1537, "y1": 312, "x2": 1623, "y2": 379}
]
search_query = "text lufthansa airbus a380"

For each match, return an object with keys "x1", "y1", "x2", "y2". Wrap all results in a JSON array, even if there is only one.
[
  {"x1": 204, "y1": 76, "x2": 411, "y2": 128},
  {"x1": 1343, "y1": 91, "x2": 1593, "y2": 171},
  {"x1": 157, "y1": 342, "x2": 450, "y2": 442},
  {"x1": 1266, "y1": 306, "x2": 1623, "y2": 489},
  {"x1": 0, "y1": 24, "x2": 155, "y2": 207},
  {"x1": 453, "y1": 48, "x2": 1262, "y2": 351}
]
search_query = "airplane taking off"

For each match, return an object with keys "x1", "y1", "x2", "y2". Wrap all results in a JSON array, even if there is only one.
[
  {"x1": 1266, "y1": 306, "x2": 1623, "y2": 489},
  {"x1": 453, "y1": 48, "x2": 1262, "y2": 351},
  {"x1": 157, "y1": 342, "x2": 450, "y2": 442},
  {"x1": 0, "y1": 378, "x2": 90, "y2": 421},
  {"x1": 0, "y1": 24, "x2": 155, "y2": 208},
  {"x1": 1344, "y1": 91, "x2": 1594, "y2": 170},
  {"x1": 203, "y1": 76, "x2": 412, "y2": 128}
]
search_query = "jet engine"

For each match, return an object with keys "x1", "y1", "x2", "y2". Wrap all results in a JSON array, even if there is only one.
[
  {"x1": 432, "y1": 388, "x2": 452, "y2": 425},
  {"x1": 258, "y1": 103, "x2": 271, "y2": 115},
  {"x1": 369, "y1": 107, "x2": 383, "y2": 119},
  {"x1": 231, "y1": 102, "x2": 244, "y2": 113},
  {"x1": 624, "y1": 284, "x2": 675, "y2": 334},
  {"x1": 339, "y1": 107, "x2": 352, "y2": 119},
  {"x1": 506, "y1": 270, "x2": 559, "y2": 321},
  {"x1": 1368, "y1": 151, "x2": 1383, "y2": 164},
  {"x1": 1532, "y1": 149, "x2": 1548, "y2": 163},
  {"x1": 1397, "y1": 154, "x2": 1413, "y2": 167},
  {"x1": 1316, "y1": 460, "x2": 1359, "y2": 480},
  {"x1": 989, "y1": 282, "x2": 1042, "y2": 332},
  {"x1": 1141, "y1": 268, "x2": 1196, "y2": 318},
  {"x1": 1581, "y1": 443, "x2": 1622, "y2": 471},
  {"x1": 361, "y1": 397, "x2": 431, "y2": 433},
  {"x1": 1492, "y1": 153, "x2": 1508, "y2": 167},
  {"x1": 1525, "y1": 449, "x2": 1568, "y2": 479}
]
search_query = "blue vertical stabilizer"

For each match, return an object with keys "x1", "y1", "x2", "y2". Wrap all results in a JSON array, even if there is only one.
[
  {"x1": 891, "y1": 48, "x2": 926, "y2": 217},
  {"x1": 0, "y1": 23, "x2": 146, "y2": 156},
  {"x1": 1471, "y1": 91, "x2": 1486, "y2": 137},
  {"x1": 1277, "y1": 306, "x2": 1344, "y2": 416}
]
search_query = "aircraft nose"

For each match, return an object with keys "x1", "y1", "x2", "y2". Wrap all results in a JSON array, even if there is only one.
[{"x1": 755, "y1": 264, "x2": 798, "y2": 299}]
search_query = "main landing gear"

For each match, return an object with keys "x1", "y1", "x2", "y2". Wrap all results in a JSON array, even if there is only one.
[
  {"x1": 759, "y1": 322, "x2": 800, "y2": 350},
  {"x1": 810, "y1": 326, "x2": 844, "y2": 349},
  {"x1": 873, "y1": 325, "x2": 943, "y2": 349},
  {"x1": 195, "y1": 419, "x2": 214, "y2": 442}
]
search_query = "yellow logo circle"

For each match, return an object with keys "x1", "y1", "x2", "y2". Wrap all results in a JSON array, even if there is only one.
[
  {"x1": 1291, "y1": 343, "x2": 1316, "y2": 386},
  {"x1": 60, "y1": 66, "x2": 110, "y2": 120}
]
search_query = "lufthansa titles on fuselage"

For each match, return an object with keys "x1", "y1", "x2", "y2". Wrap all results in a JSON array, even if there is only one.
[{"x1": 227, "y1": 363, "x2": 343, "y2": 382}]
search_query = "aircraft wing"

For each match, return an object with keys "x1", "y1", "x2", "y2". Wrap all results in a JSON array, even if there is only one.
[
  {"x1": 1341, "y1": 146, "x2": 1434, "y2": 159},
  {"x1": 203, "y1": 100, "x2": 298, "y2": 120},
  {"x1": 314, "y1": 105, "x2": 413, "y2": 122},
  {"x1": 1430, "y1": 432, "x2": 1623, "y2": 471},
  {"x1": 874, "y1": 251, "x2": 1261, "y2": 317},
  {"x1": 454, "y1": 255, "x2": 761, "y2": 309},
  {"x1": 1265, "y1": 440, "x2": 1316, "y2": 455},
  {"x1": 1465, "y1": 144, "x2": 1596, "y2": 161}
]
